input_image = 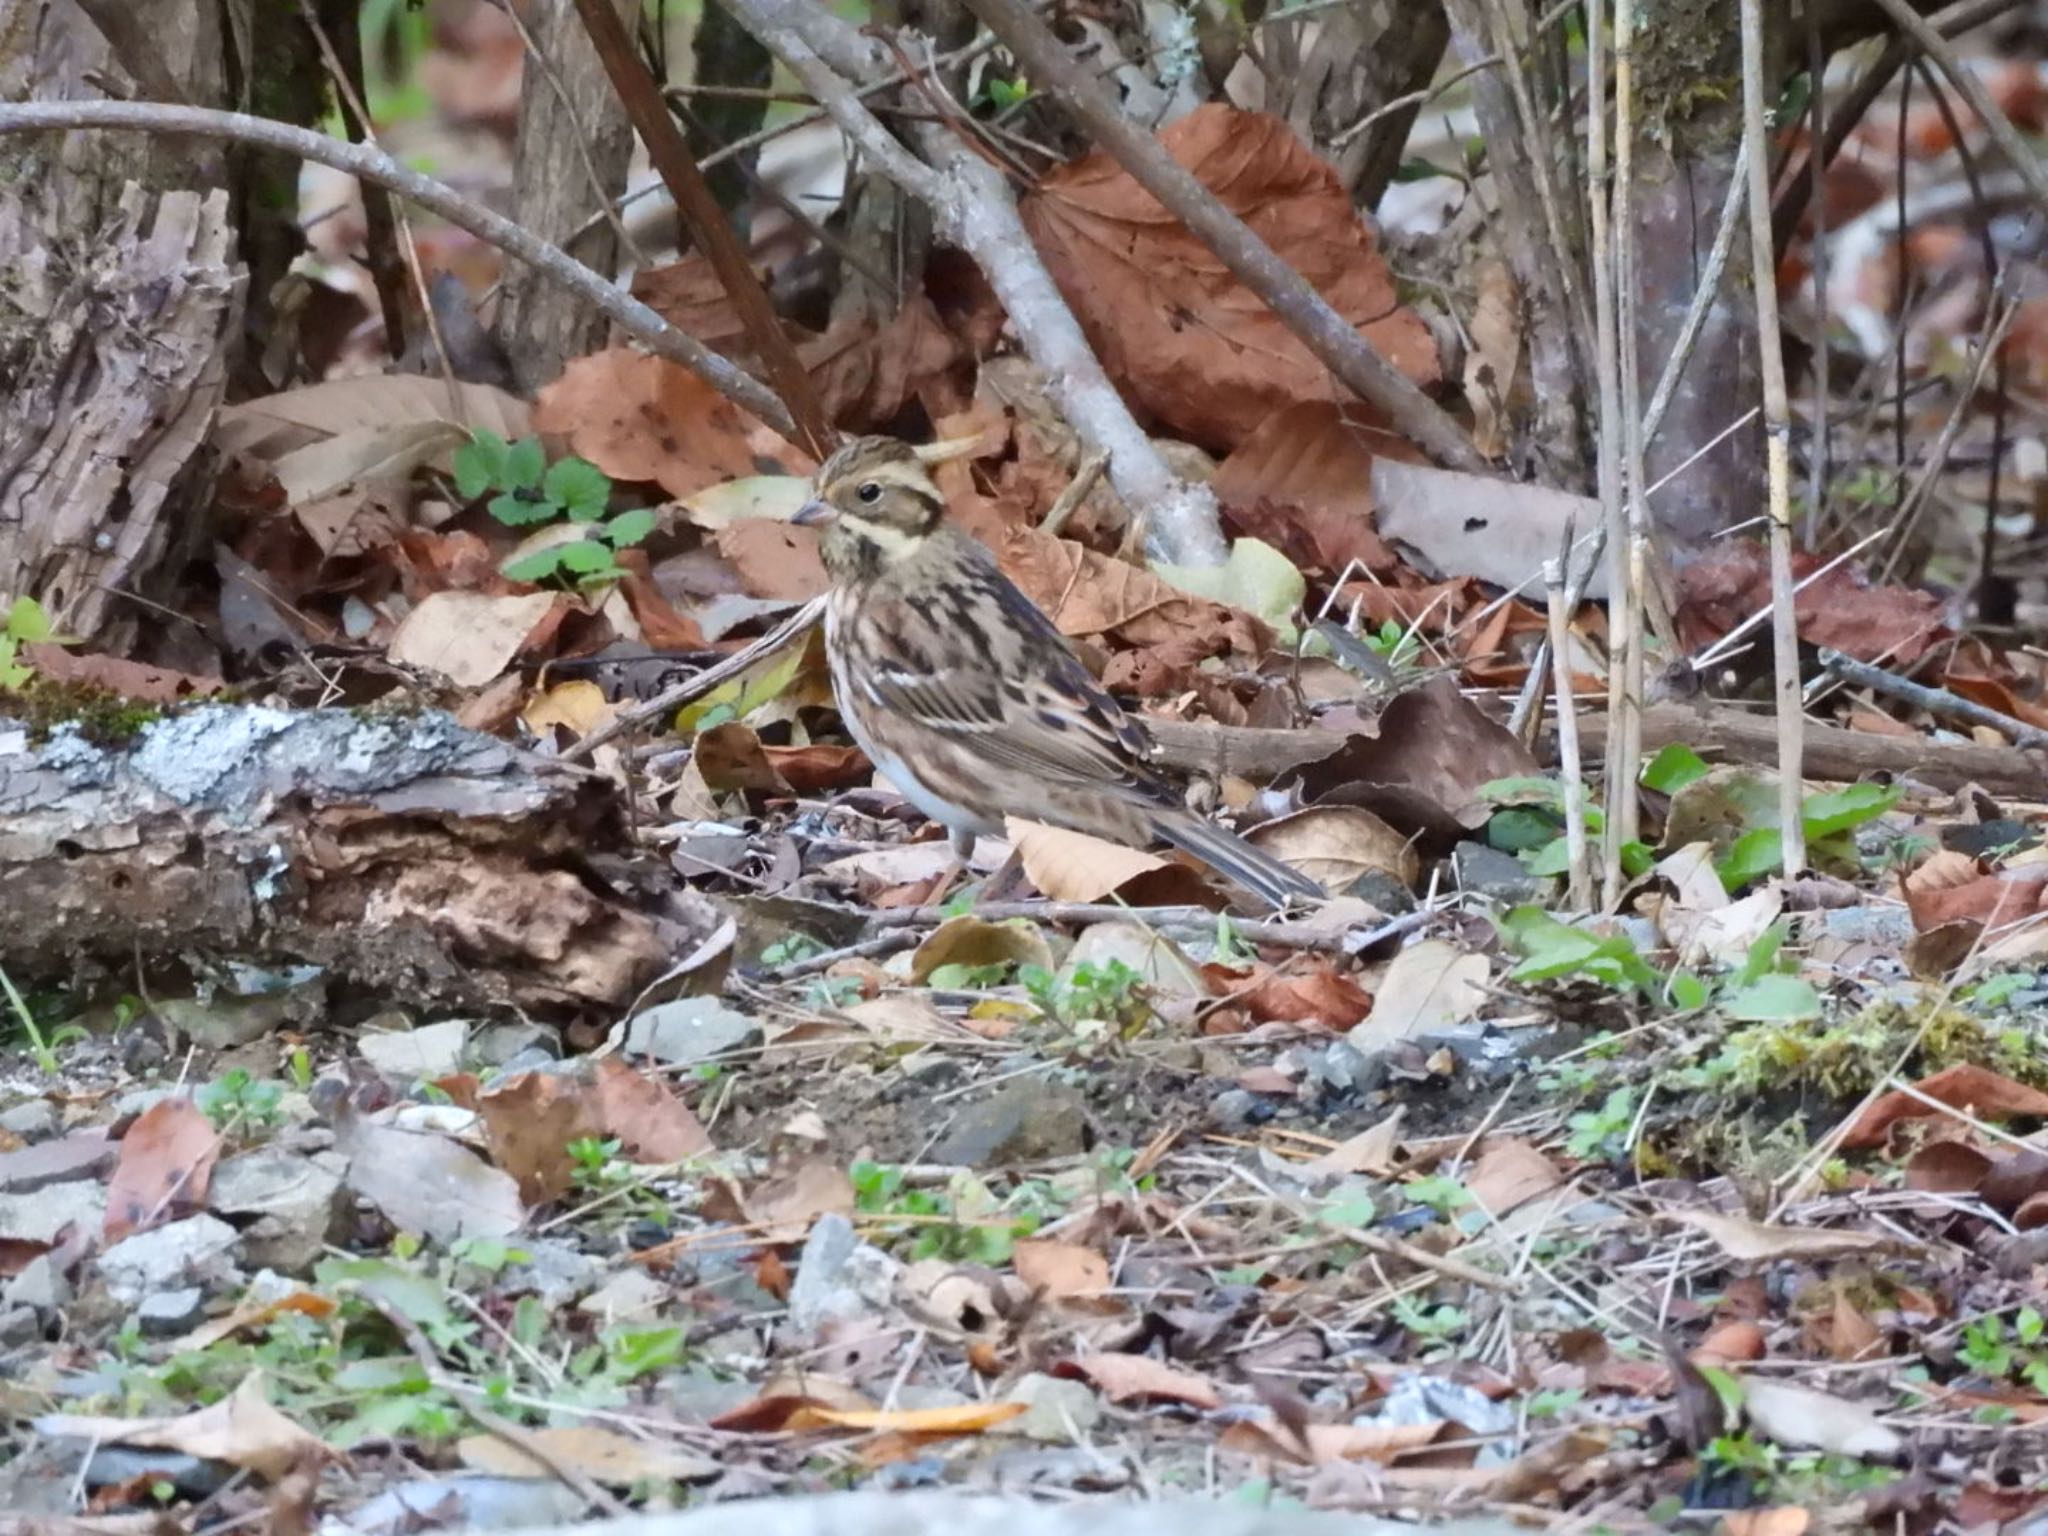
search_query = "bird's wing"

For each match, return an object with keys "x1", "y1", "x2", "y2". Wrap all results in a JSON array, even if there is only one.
[{"x1": 851, "y1": 545, "x2": 1168, "y2": 798}]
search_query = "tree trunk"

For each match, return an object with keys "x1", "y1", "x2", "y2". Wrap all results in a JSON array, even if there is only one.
[{"x1": 494, "y1": 0, "x2": 640, "y2": 394}]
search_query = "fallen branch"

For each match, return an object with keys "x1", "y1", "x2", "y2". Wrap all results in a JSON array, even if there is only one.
[
  {"x1": 960, "y1": 0, "x2": 1487, "y2": 476},
  {"x1": 1818, "y1": 649, "x2": 2048, "y2": 751},
  {"x1": 0, "y1": 101, "x2": 799, "y2": 446}
]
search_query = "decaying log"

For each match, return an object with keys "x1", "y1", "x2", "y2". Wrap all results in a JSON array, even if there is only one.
[{"x1": 0, "y1": 705, "x2": 725, "y2": 1015}]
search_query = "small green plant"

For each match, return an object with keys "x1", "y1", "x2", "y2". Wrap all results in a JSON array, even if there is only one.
[
  {"x1": 1020, "y1": 959, "x2": 1148, "y2": 1029},
  {"x1": 453, "y1": 430, "x2": 654, "y2": 587},
  {"x1": 195, "y1": 1068, "x2": 286, "y2": 1134},
  {"x1": 0, "y1": 964, "x2": 62, "y2": 1074},
  {"x1": 1959, "y1": 1308, "x2": 2048, "y2": 1394},
  {"x1": 565, "y1": 1135, "x2": 671, "y2": 1223},
  {"x1": 977, "y1": 74, "x2": 1033, "y2": 111},
  {"x1": 0, "y1": 595, "x2": 54, "y2": 690},
  {"x1": 1402, "y1": 1174, "x2": 1472, "y2": 1220},
  {"x1": 1390, "y1": 1295, "x2": 1468, "y2": 1352},
  {"x1": 1564, "y1": 1086, "x2": 1637, "y2": 1162},
  {"x1": 760, "y1": 934, "x2": 825, "y2": 967},
  {"x1": 1497, "y1": 907, "x2": 1660, "y2": 995},
  {"x1": 850, "y1": 1160, "x2": 1038, "y2": 1263},
  {"x1": 1479, "y1": 775, "x2": 1651, "y2": 881}
]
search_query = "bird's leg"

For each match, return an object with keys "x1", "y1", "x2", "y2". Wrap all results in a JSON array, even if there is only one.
[{"x1": 924, "y1": 826, "x2": 978, "y2": 908}]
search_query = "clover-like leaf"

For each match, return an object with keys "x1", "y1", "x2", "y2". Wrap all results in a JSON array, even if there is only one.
[
  {"x1": 489, "y1": 490, "x2": 560, "y2": 527},
  {"x1": 501, "y1": 547, "x2": 569, "y2": 584},
  {"x1": 557, "y1": 539, "x2": 622, "y2": 576},
  {"x1": 543, "y1": 456, "x2": 612, "y2": 522},
  {"x1": 454, "y1": 430, "x2": 510, "y2": 499},
  {"x1": 603, "y1": 508, "x2": 657, "y2": 548},
  {"x1": 503, "y1": 435, "x2": 547, "y2": 492}
]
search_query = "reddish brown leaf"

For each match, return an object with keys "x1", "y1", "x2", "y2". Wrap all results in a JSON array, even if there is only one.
[
  {"x1": 803, "y1": 296, "x2": 960, "y2": 432},
  {"x1": 1213, "y1": 401, "x2": 1418, "y2": 577},
  {"x1": 1901, "y1": 858, "x2": 2048, "y2": 933},
  {"x1": 1230, "y1": 965, "x2": 1373, "y2": 1030},
  {"x1": 694, "y1": 722, "x2": 792, "y2": 795},
  {"x1": 998, "y1": 526, "x2": 1269, "y2": 660},
  {"x1": 476, "y1": 1072, "x2": 601, "y2": 1206},
  {"x1": 23, "y1": 646, "x2": 224, "y2": 704},
  {"x1": 630, "y1": 253, "x2": 752, "y2": 353},
  {"x1": 1053, "y1": 1352, "x2": 1222, "y2": 1408},
  {"x1": 712, "y1": 520, "x2": 829, "y2": 602},
  {"x1": 1673, "y1": 542, "x2": 1948, "y2": 666},
  {"x1": 1840, "y1": 1063, "x2": 2048, "y2": 1150},
  {"x1": 591, "y1": 1057, "x2": 711, "y2": 1163},
  {"x1": 104, "y1": 1099, "x2": 222, "y2": 1243},
  {"x1": 1021, "y1": 105, "x2": 1439, "y2": 451},
  {"x1": 761, "y1": 743, "x2": 873, "y2": 794},
  {"x1": 1903, "y1": 1138, "x2": 1994, "y2": 1194},
  {"x1": 535, "y1": 349, "x2": 814, "y2": 500}
]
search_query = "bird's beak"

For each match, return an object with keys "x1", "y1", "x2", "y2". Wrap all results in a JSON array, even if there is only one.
[{"x1": 792, "y1": 498, "x2": 834, "y2": 527}]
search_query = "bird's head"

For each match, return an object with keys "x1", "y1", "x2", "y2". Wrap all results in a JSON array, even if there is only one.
[{"x1": 794, "y1": 436, "x2": 948, "y2": 582}]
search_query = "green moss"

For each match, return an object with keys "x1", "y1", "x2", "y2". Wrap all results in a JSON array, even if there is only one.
[
  {"x1": 0, "y1": 679, "x2": 171, "y2": 749},
  {"x1": 1630, "y1": 0, "x2": 1743, "y2": 153}
]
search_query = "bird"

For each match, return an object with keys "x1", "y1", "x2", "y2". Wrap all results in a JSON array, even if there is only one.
[{"x1": 792, "y1": 435, "x2": 1324, "y2": 910}]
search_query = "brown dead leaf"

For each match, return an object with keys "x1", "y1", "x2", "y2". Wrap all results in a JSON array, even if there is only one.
[
  {"x1": 1303, "y1": 1107, "x2": 1405, "y2": 1178},
  {"x1": 35, "y1": 1373, "x2": 329, "y2": 1481},
  {"x1": 630, "y1": 253, "x2": 753, "y2": 353},
  {"x1": 801, "y1": 1402, "x2": 1028, "y2": 1435},
  {"x1": 695, "y1": 722, "x2": 792, "y2": 795},
  {"x1": 1673, "y1": 542, "x2": 1948, "y2": 666},
  {"x1": 523, "y1": 679, "x2": 613, "y2": 739},
  {"x1": 535, "y1": 349, "x2": 814, "y2": 500},
  {"x1": 458, "y1": 1424, "x2": 718, "y2": 1484},
  {"x1": 1674, "y1": 1209, "x2": 1891, "y2": 1261},
  {"x1": 804, "y1": 296, "x2": 960, "y2": 431},
  {"x1": 1212, "y1": 401, "x2": 1416, "y2": 576},
  {"x1": 1720, "y1": 1510, "x2": 1811, "y2": 1536},
  {"x1": 1902, "y1": 855, "x2": 2048, "y2": 933},
  {"x1": 1823, "y1": 1289, "x2": 1883, "y2": 1363},
  {"x1": 1290, "y1": 675, "x2": 1540, "y2": 842},
  {"x1": 1012, "y1": 1239, "x2": 1112, "y2": 1299},
  {"x1": 1463, "y1": 1138, "x2": 1565, "y2": 1217},
  {"x1": 1006, "y1": 817, "x2": 1168, "y2": 902},
  {"x1": 998, "y1": 525, "x2": 1267, "y2": 659},
  {"x1": 387, "y1": 590, "x2": 559, "y2": 687},
  {"x1": 1350, "y1": 939, "x2": 1489, "y2": 1048},
  {"x1": 1694, "y1": 1319, "x2": 1768, "y2": 1364},
  {"x1": 213, "y1": 375, "x2": 530, "y2": 461},
  {"x1": 591, "y1": 1057, "x2": 711, "y2": 1163},
  {"x1": 711, "y1": 1374, "x2": 874, "y2": 1432},
  {"x1": 712, "y1": 519, "x2": 830, "y2": 602},
  {"x1": 744, "y1": 1158, "x2": 857, "y2": 1243},
  {"x1": 1230, "y1": 965, "x2": 1373, "y2": 1030},
  {"x1": 22, "y1": 646, "x2": 223, "y2": 705},
  {"x1": 1021, "y1": 104, "x2": 1438, "y2": 451},
  {"x1": 763, "y1": 743, "x2": 872, "y2": 793},
  {"x1": 1841, "y1": 1063, "x2": 2048, "y2": 1149},
  {"x1": 1244, "y1": 805, "x2": 1416, "y2": 889},
  {"x1": 477, "y1": 1072, "x2": 600, "y2": 1205},
  {"x1": 1903, "y1": 1137, "x2": 1995, "y2": 1194},
  {"x1": 1053, "y1": 1352, "x2": 1222, "y2": 1409},
  {"x1": 105, "y1": 1099, "x2": 221, "y2": 1243}
]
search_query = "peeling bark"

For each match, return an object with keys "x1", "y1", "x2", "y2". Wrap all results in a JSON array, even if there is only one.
[{"x1": 0, "y1": 706, "x2": 725, "y2": 1016}]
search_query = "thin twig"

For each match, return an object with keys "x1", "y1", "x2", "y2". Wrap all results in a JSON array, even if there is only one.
[
  {"x1": 957, "y1": 0, "x2": 1488, "y2": 476},
  {"x1": 1868, "y1": 0, "x2": 2048, "y2": 217},
  {"x1": 1740, "y1": 0, "x2": 1806, "y2": 877},
  {"x1": 0, "y1": 100, "x2": 799, "y2": 442},
  {"x1": 1543, "y1": 554, "x2": 1592, "y2": 910},
  {"x1": 1607, "y1": 0, "x2": 1649, "y2": 905},
  {"x1": 563, "y1": 594, "x2": 826, "y2": 763},
  {"x1": 572, "y1": 0, "x2": 834, "y2": 457},
  {"x1": 1817, "y1": 649, "x2": 2048, "y2": 749}
]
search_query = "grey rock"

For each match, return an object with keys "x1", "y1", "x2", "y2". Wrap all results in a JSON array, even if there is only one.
[
  {"x1": 3, "y1": 1255, "x2": 70, "y2": 1313},
  {"x1": 83, "y1": 1447, "x2": 230, "y2": 1498},
  {"x1": 0, "y1": 1177, "x2": 107, "y2": 1243},
  {"x1": 928, "y1": 1077, "x2": 1089, "y2": 1166},
  {"x1": 0, "y1": 1305, "x2": 39, "y2": 1346},
  {"x1": 209, "y1": 1147, "x2": 342, "y2": 1270},
  {"x1": 155, "y1": 991, "x2": 300, "y2": 1049},
  {"x1": 0, "y1": 1132, "x2": 116, "y2": 1194},
  {"x1": 349, "y1": 1477, "x2": 589, "y2": 1535},
  {"x1": 0, "y1": 1099, "x2": 60, "y2": 1141},
  {"x1": 501, "y1": 1239, "x2": 606, "y2": 1308},
  {"x1": 359, "y1": 1019, "x2": 470, "y2": 1080},
  {"x1": 788, "y1": 1213, "x2": 900, "y2": 1336},
  {"x1": 470, "y1": 1020, "x2": 558, "y2": 1067},
  {"x1": 97, "y1": 1214, "x2": 242, "y2": 1305},
  {"x1": 575, "y1": 1267, "x2": 670, "y2": 1323},
  {"x1": 485, "y1": 1047, "x2": 559, "y2": 1081},
  {"x1": 136, "y1": 1286, "x2": 206, "y2": 1337},
  {"x1": 1294, "y1": 1040, "x2": 1374, "y2": 1096},
  {"x1": 115, "y1": 1086, "x2": 183, "y2": 1120},
  {"x1": 1451, "y1": 841, "x2": 1550, "y2": 906},
  {"x1": 990, "y1": 1373, "x2": 1102, "y2": 1442},
  {"x1": 622, "y1": 996, "x2": 759, "y2": 1067},
  {"x1": 1206, "y1": 1089, "x2": 1273, "y2": 1130}
]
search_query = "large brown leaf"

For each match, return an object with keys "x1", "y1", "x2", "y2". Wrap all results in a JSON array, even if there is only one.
[
  {"x1": 1020, "y1": 105, "x2": 1439, "y2": 452},
  {"x1": 998, "y1": 526, "x2": 1267, "y2": 659}
]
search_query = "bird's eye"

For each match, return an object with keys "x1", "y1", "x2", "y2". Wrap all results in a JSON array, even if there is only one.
[{"x1": 856, "y1": 482, "x2": 882, "y2": 504}]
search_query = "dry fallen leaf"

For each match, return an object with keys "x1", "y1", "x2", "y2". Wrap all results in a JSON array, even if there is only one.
[
  {"x1": 387, "y1": 590, "x2": 558, "y2": 688},
  {"x1": 1840, "y1": 1063, "x2": 2048, "y2": 1149},
  {"x1": 333, "y1": 1110, "x2": 524, "y2": 1243},
  {"x1": 1463, "y1": 1138, "x2": 1565, "y2": 1217},
  {"x1": 1013, "y1": 1238, "x2": 1112, "y2": 1299},
  {"x1": 911, "y1": 916, "x2": 1057, "y2": 985},
  {"x1": 1244, "y1": 805, "x2": 1417, "y2": 890},
  {"x1": 36, "y1": 1372, "x2": 329, "y2": 1481},
  {"x1": 1021, "y1": 104, "x2": 1438, "y2": 451},
  {"x1": 104, "y1": 1098, "x2": 221, "y2": 1243},
  {"x1": 1303, "y1": 1106, "x2": 1405, "y2": 1179},
  {"x1": 1739, "y1": 1378, "x2": 1904, "y2": 1460},
  {"x1": 1350, "y1": 939, "x2": 1489, "y2": 1048},
  {"x1": 591, "y1": 1057, "x2": 712, "y2": 1163},
  {"x1": 477, "y1": 1072, "x2": 601, "y2": 1205},
  {"x1": 1674, "y1": 1209, "x2": 1891, "y2": 1261},
  {"x1": 1005, "y1": 817, "x2": 1168, "y2": 902},
  {"x1": 1372, "y1": 458, "x2": 1607, "y2": 600},
  {"x1": 1053, "y1": 1352, "x2": 1222, "y2": 1409},
  {"x1": 457, "y1": 1425, "x2": 718, "y2": 1484},
  {"x1": 799, "y1": 1402, "x2": 1028, "y2": 1435}
]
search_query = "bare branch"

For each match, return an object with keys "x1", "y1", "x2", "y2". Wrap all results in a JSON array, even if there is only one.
[
  {"x1": 960, "y1": 0, "x2": 1488, "y2": 476},
  {"x1": 0, "y1": 100, "x2": 802, "y2": 444},
  {"x1": 721, "y1": 0, "x2": 1229, "y2": 564}
]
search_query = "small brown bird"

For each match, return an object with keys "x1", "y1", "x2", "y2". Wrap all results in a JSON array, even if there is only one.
[{"x1": 794, "y1": 436, "x2": 1323, "y2": 909}]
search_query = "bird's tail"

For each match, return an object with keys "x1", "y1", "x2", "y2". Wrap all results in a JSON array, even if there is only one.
[{"x1": 1152, "y1": 812, "x2": 1325, "y2": 910}]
